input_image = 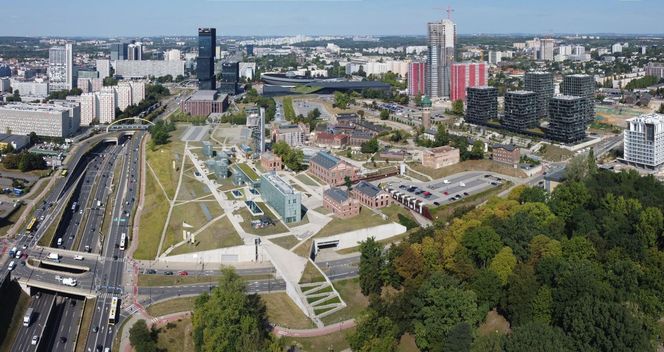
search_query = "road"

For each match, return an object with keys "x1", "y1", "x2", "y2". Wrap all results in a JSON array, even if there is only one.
[
  {"x1": 12, "y1": 293, "x2": 56, "y2": 352},
  {"x1": 84, "y1": 132, "x2": 144, "y2": 352}
]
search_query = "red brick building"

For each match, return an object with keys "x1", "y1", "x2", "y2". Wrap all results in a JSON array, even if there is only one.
[
  {"x1": 492, "y1": 144, "x2": 521, "y2": 165},
  {"x1": 260, "y1": 152, "x2": 282, "y2": 172},
  {"x1": 351, "y1": 181, "x2": 392, "y2": 209},
  {"x1": 314, "y1": 132, "x2": 348, "y2": 148},
  {"x1": 323, "y1": 187, "x2": 360, "y2": 218},
  {"x1": 308, "y1": 152, "x2": 359, "y2": 186}
]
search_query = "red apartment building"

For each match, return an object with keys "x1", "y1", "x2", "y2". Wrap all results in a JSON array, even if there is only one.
[
  {"x1": 450, "y1": 62, "x2": 488, "y2": 101},
  {"x1": 408, "y1": 62, "x2": 427, "y2": 96}
]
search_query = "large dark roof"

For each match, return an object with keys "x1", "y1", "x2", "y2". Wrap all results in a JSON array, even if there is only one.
[
  {"x1": 324, "y1": 187, "x2": 350, "y2": 203},
  {"x1": 310, "y1": 152, "x2": 340, "y2": 170},
  {"x1": 354, "y1": 181, "x2": 382, "y2": 198},
  {"x1": 493, "y1": 144, "x2": 519, "y2": 152}
]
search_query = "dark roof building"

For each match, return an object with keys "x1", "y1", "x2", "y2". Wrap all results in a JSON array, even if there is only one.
[{"x1": 351, "y1": 181, "x2": 392, "y2": 208}]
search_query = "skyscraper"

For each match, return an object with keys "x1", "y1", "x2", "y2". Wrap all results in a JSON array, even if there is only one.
[
  {"x1": 197, "y1": 28, "x2": 216, "y2": 90},
  {"x1": 524, "y1": 72, "x2": 554, "y2": 118},
  {"x1": 465, "y1": 86, "x2": 498, "y2": 124},
  {"x1": 408, "y1": 62, "x2": 426, "y2": 96},
  {"x1": 539, "y1": 39, "x2": 555, "y2": 61},
  {"x1": 426, "y1": 18, "x2": 456, "y2": 98},
  {"x1": 127, "y1": 42, "x2": 143, "y2": 61},
  {"x1": 546, "y1": 96, "x2": 587, "y2": 143},
  {"x1": 110, "y1": 43, "x2": 128, "y2": 61},
  {"x1": 450, "y1": 62, "x2": 488, "y2": 101},
  {"x1": 560, "y1": 74, "x2": 595, "y2": 123},
  {"x1": 219, "y1": 61, "x2": 239, "y2": 94},
  {"x1": 503, "y1": 91, "x2": 538, "y2": 131},
  {"x1": 48, "y1": 43, "x2": 73, "y2": 92},
  {"x1": 623, "y1": 113, "x2": 664, "y2": 169}
]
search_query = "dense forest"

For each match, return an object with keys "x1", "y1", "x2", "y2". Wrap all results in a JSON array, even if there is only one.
[{"x1": 352, "y1": 157, "x2": 664, "y2": 352}]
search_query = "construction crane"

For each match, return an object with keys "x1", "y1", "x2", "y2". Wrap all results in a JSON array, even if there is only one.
[{"x1": 432, "y1": 5, "x2": 454, "y2": 20}]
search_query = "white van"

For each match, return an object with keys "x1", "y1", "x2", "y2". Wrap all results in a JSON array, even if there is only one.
[
  {"x1": 7, "y1": 261, "x2": 15, "y2": 271},
  {"x1": 57, "y1": 238, "x2": 63, "y2": 246}
]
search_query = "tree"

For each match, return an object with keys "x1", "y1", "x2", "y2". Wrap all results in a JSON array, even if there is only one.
[
  {"x1": 192, "y1": 268, "x2": 274, "y2": 352},
  {"x1": 489, "y1": 247, "x2": 517, "y2": 285},
  {"x1": 462, "y1": 226, "x2": 502, "y2": 267},
  {"x1": 451, "y1": 99, "x2": 464, "y2": 116},
  {"x1": 360, "y1": 139, "x2": 379, "y2": 154},
  {"x1": 344, "y1": 175, "x2": 353, "y2": 191},
  {"x1": 348, "y1": 309, "x2": 399, "y2": 352},
  {"x1": 519, "y1": 186, "x2": 547, "y2": 203},
  {"x1": 471, "y1": 269, "x2": 502, "y2": 309},
  {"x1": 129, "y1": 319, "x2": 158, "y2": 352},
  {"x1": 359, "y1": 237, "x2": 384, "y2": 297},
  {"x1": 560, "y1": 297, "x2": 652, "y2": 352},
  {"x1": 358, "y1": 110, "x2": 365, "y2": 119},
  {"x1": 504, "y1": 263, "x2": 539, "y2": 326},
  {"x1": 504, "y1": 322, "x2": 573, "y2": 352},
  {"x1": 531, "y1": 286, "x2": 553, "y2": 324},
  {"x1": 380, "y1": 109, "x2": 390, "y2": 120},
  {"x1": 443, "y1": 322, "x2": 473, "y2": 352},
  {"x1": 334, "y1": 91, "x2": 352, "y2": 109}
]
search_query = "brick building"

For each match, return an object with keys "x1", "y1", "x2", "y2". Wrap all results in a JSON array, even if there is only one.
[
  {"x1": 421, "y1": 146, "x2": 460, "y2": 169},
  {"x1": 308, "y1": 152, "x2": 359, "y2": 186},
  {"x1": 314, "y1": 132, "x2": 348, "y2": 148},
  {"x1": 492, "y1": 144, "x2": 521, "y2": 165},
  {"x1": 323, "y1": 187, "x2": 360, "y2": 218},
  {"x1": 351, "y1": 181, "x2": 392, "y2": 208},
  {"x1": 260, "y1": 152, "x2": 282, "y2": 171}
]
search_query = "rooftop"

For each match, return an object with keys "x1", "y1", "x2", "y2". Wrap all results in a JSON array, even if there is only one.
[
  {"x1": 627, "y1": 113, "x2": 664, "y2": 125},
  {"x1": 552, "y1": 95, "x2": 584, "y2": 101},
  {"x1": 493, "y1": 144, "x2": 519, "y2": 152},
  {"x1": 0, "y1": 102, "x2": 76, "y2": 113},
  {"x1": 354, "y1": 181, "x2": 383, "y2": 198},
  {"x1": 237, "y1": 163, "x2": 260, "y2": 181},
  {"x1": 262, "y1": 172, "x2": 296, "y2": 195},
  {"x1": 324, "y1": 187, "x2": 351, "y2": 203},
  {"x1": 311, "y1": 151, "x2": 341, "y2": 170},
  {"x1": 508, "y1": 90, "x2": 536, "y2": 96},
  {"x1": 189, "y1": 90, "x2": 228, "y2": 102},
  {"x1": 426, "y1": 146, "x2": 458, "y2": 154}
]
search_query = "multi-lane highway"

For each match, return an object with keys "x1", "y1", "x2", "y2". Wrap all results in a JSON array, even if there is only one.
[{"x1": 84, "y1": 132, "x2": 143, "y2": 352}]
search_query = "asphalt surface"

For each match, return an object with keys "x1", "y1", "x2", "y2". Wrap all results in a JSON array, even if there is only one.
[
  {"x1": 84, "y1": 132, "x2": 143, "y2": 352},
  {"x1": 12, "y1": 292, "x2": 56, "y2": 352}
]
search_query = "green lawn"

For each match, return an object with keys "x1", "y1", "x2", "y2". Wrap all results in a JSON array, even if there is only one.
[
  {"x1": 156, "y1": 318, "x2": 195, "y2": 352},
  {"x1": 537, "y1": 144, "x2": 575, "y2": 162},
  {"x1": 134, "y1": 171, "x2": 171, "y2": 260},
  {"x1": 270, "y1": 235, "x2": 300, "y2": 250},
  {"x1": 147, "y1": 296, "x2": 197, "y2": 316},
  {"x1": 299, "y1": 261, "x2": 326, "y2": 284},
  {"x1": 262, "y1": 292, "x2": 315, "y2": 329},
  {"x1": 409, "y1": 159, "x2": 527, "y2": 179},
  {"x1": 168, "y1": 216, "x2": 243, "y2": 256},
  {"x1": 235, "y1": 203, "x2": 289, "y2": 236},
  {"x1": 237, "y1": 163, "x2": 260, "y2": 181},
  {"x1": 177, "y1": 173, "x2": 212, "y2": 202},
  {"x1": 146, "y1": 133, "x2": 187, "y2": 200},
  {"x1": 315, "y1": 207, "x2": 388, "y2": 238},
  {"x1": 0, "y1": 204, "x2": 24, "y2": 237},
  {"x1": 295, "y1": 174, "x2": 320, "y2": 187},
  {"x1": 321, "y1": 278, "x2": 369, "y2": 325},
  {"x1": 163, "y1": 201, "x2": 224, "y2": 254},
  {"x1": 428, "y1": 182, "x2": 512, "y2": 222},
  {"x1": 282, "y1": 327, "x2": 354, "y2": 352}
]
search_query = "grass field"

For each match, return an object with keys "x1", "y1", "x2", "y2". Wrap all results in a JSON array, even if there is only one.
[
  {"x1": 262, "y1": 292, "x2": 315, "y2": 329},
  {"x1": 147, "y1": 296, "x2": 198, "y2": 316},
  {"x1": 139, "y1": 274, "x2": 219, "y2": 287},
  {"x1": 270, "y1": 235, "x2": 300, "y2": 250},
  {"x1": 321, "y1": 278, "x2": 369, "y2": 325},
  {"x1": 283, "y1": 97, "x2": 296, "y2": 120},
  {"x1": 156, "y1": 317, "x2": 195, "y2": 352},
  {"x1": 177, "y1": 173, "x2": 212, "y2": 202},
  {"x1": 315, "y1": 207, "x2": 388, "y2": 238},
  {"x1": 0, "y1": 204, "x2": 24, "y2": 237},
  {"x1": 168, "y1": 216, "x2": 243, "y2": 256},
  {"x1": 282, "y1": 327, "x2": 354, "y2": 352},
  {"x1": 537, "y1": 144, "x2": 575, "y2": 162},
  {"x1": 134, "y1": 170, "x2": 170, "y2": 260},
  {"x1": 410, "y1": 160, "x2": 527, "y2": 179},
  {"x1": 146, "y1": 133, "x2": 186, "y2": 200},
  {"x1": 428, "y1": 182, "x2": 511, "y2": 222},
  {"x1": 163, "y1": 201, "x2": 224, "y2": 253},
  {"x1": 235, "y1": 203, "x2": 290, "y2": 236},
  {"x1": 237, "y1": 163, "x2": 260, "y2": 181},
  {"x1": 299, "y1": 261, "x2": 326, "y2": 284},
  {"x1": 295, "y1": 174, "x2": 319, "y2": 187}
]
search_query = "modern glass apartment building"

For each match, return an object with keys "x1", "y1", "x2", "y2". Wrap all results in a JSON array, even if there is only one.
[
  {"x1": 546, "y1": 95, "x2": 587, "y2": 143},
  {"x1": 524, "y1": 72, "x2": 554, "y2": 118},
  {"x1": 624, "y1": 113, "x2": 664, "y2": 169},
  {"x1": 465, "y1": 86, "x2": 498, "y2": 124},
  {"x1": 260, "y1": 172, "x2": 302, "y2": 223},
  {"x1": 560, "y1": 74, "x2": 595, "y2": 124},
  {"x1": 503, "y1": 91, "x2": 538, "y2": 131},
  {"x1": 197, "y1": 28, "x2": 216, "y2": 90}
]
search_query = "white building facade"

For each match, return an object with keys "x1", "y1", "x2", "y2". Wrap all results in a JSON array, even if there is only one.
[{"x1": 624, "y1": 113, "x2": 664, "y2": 169}]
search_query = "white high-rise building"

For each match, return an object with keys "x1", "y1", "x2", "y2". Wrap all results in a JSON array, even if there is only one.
[
  {"x1": 0, "y1": 101, "x2": 80, "y2": 137},
  {"x1": 96, "y1": 59, "x2": 111, "y2": 78},
  {"x1": 129, "y1": 81, "x2": 145, "y2": 104},
  {"x1": 115, "y1": 83, "x2": 133, "y2": 111},
  {"x1": 48, "y1": 43, "x2": 73, "y2": 92},
  {"x1": 97, "y1": 92, "x2": 116, "y2": 124},
  {"x1": 165, "y1": 49, "x2": 181, "y2": 61},
  {"x1": 612, "y1": 43, "x2": 623, "y2": 53},
  {"x1": 80, "y1": 93, "x2": 97, "y2": 126},
  {"x1": 128, "y1": 43, "x2": 143, "y2": 60},
  {"x1": 77, "y1": 78, "x2": 91, "y2": 93},
  {"x1": 539, "y1": 39, "x2": 554, "y2": 61},
  {"x1": 624, "y1": 113, "x2": 664, "y2": 169},
  {"x1": 90, "y1": 78, "x2": 103, "y2": 92},
  {"x1": 573, "y1": 45, "x2": 586, "y2": 56},
  {"x1": 427, "y1": 18, "x2": 456, "y2": 98},
  {"x1": 489, "y1": 51, "x2": 502, "y2": 65},
  {"x1": 558, "y1": 45, "x2": 572, "y2": 56}
]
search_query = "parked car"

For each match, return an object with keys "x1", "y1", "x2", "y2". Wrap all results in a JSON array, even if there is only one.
[{"x1": 178, "y1": 271, "x2": 189, "y2": 276}]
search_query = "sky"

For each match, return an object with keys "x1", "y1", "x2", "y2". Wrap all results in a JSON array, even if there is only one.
[{"x1": 2, "y1": 0, "x2": 663, "y2": 37}]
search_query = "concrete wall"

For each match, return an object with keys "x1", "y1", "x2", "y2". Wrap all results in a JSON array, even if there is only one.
[
  {"x1": 159, "y1": 244, "x2": 267, "y2": 264},
  {"x1": 315, "y1": 223, "x2": 407, "y2": 250}
]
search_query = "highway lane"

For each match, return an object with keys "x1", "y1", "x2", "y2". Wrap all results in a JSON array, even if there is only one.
[
  {"x1": 42, "y1": 296, "x2": 84, "y2": 352},
  {"x1": 85, "y1": 132, "x2": 144, "y2": 352},
  {"x1": 137, "y1": 279, "x2": 288, "y2": 305},
  {"x1": 12, "y1": 292, "x2": 56, "y2": 352}
]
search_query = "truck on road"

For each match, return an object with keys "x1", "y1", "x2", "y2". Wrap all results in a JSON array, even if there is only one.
[
  {"x1": 61, "y1": 278, "x2": 77, "y2": 287},
  {"x1": 47, "y1": 253, "x2": 60, "y2": 262},
  {"x1": 23, "y1": 308, "x2": 33, "y2": 327}
]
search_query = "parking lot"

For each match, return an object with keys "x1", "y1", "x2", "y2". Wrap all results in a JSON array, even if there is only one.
[{"x1": 384, "y1": 172, "x2": 506, "y2": 207}]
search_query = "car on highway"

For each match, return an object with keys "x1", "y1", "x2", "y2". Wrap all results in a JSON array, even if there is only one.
[
  {"x1": 144, "y1": 269, "x2": 157, "y2": 275},
  {"x1": 7, "y1": 261, "x2": 15, "y2": 271},
  {"x1": 59, "y1": 336, "x2": 67, "y2": 343},
  {"x1": 178, "y1": 271, "x2": 189, "y2": 276},
  {"x1": 164, "y1": 271, "x2": 174, "y2": 275},
  {"x1": 463, "y1": 192, "x2": 469, "y2": 196},
  {"x1": 433, "y1": 202, "x2": 440, "y2": 206},
  {"x1": 15, "y1": 250, "x2": 21, "y2": 259},
  {"x1": 31, "y1": 335, "x2": 39, "y2": 345},
  {"x1": 92, "y1": 326, "x2": 98, "y2": 333},
  {"x1": 74, "y1": 255, "x2": 84, "y2": 261}
]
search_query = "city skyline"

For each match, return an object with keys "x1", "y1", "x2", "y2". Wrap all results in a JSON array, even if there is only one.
[{"x1": 2, "y1": 0, "x2": 663, "y2": 37}]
